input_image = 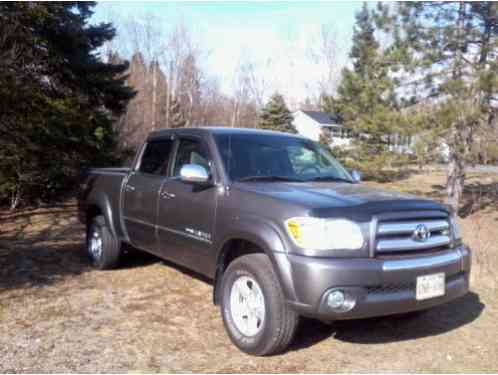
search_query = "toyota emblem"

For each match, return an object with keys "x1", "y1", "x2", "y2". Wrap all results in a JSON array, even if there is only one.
[{"x1": 413, "y1": 224, "x2": 431, "y2": 242}]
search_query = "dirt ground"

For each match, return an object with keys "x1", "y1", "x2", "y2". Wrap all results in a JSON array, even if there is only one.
[{"x1": 1, "y1": 171, "x2": 497, "y2": 373}]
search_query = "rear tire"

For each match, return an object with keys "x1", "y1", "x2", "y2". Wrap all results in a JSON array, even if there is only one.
[
  {"x1": 220, "y1": 253, "x2": 299, "y2": 356},
  {"x1": 86, "y1": 215, "x2": 121, "y2": 270}
]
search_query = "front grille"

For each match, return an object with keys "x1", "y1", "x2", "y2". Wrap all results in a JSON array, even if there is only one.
[
  {"x1": 376, "y1": 248, "x2": 450, "y2": 260},
  {"x1": 374, "y1": 211, "x2": 451, "y2": 255}
]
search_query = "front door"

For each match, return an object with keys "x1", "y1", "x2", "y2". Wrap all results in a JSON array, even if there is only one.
[
  {"x1": 123, "y1": 138, "x2": 173, "y2": 253},
  {"x1": 156, "y1": 137, "x2": 218, "y2": 276}
]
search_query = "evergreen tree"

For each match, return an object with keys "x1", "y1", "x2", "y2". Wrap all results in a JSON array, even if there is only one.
[
  {"x1": 323, "y1": 3, "x2": 404, "y2": 175},
  {"x1": 392, "y1": 2, "x2": 498, "y2": 211},
  {"x1": 0, "y1": 2, "x2": 135, "y2": 208},
  {"x1": 258, "y1": 93, "x2": 296, "y2": 133}
]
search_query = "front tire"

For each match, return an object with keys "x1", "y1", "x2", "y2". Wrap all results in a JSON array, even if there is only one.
[
  {"x1": 86, "y1": 215, "x2": 121, "y2": 270},
  {"x1": 220, "y1": 253, "x2": 299, "y2": 356}
]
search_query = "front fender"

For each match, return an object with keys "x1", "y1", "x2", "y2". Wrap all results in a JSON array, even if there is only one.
[{"x1": 213, "y1": 215, "x2": 297, "y2": 303}]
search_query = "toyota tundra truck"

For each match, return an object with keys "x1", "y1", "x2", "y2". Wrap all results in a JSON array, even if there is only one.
[{"x1": 78, "y1": 127, "x2": 471, "y2": 355}]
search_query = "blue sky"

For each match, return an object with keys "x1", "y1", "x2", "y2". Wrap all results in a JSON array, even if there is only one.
[{"x1": 93, "y1": 2, "x2": 364, "y2": 106}]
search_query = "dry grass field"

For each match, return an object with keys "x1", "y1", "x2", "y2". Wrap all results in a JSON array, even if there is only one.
[{"x1": 0, "y1": 170, "x2": 497, "y2": 372}]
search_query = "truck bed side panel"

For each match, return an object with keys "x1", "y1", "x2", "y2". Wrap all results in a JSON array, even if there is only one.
[{"x1": 78, "y1": 168, "x2": 129, "y2": 241}]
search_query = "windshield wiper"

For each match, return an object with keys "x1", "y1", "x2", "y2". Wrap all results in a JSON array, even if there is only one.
[
  {"x1": 237, "y1": 175, "x2": 304, "y2": 183},
  {"x1": 306, "y1": 175, "x2": 353, "y2": 183}
]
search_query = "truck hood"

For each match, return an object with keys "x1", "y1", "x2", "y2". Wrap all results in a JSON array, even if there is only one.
[{"x1": 233, "y1": 181, "x2": 447, "y2": 216}]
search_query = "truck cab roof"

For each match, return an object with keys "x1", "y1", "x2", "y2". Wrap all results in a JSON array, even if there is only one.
[{"x1": 147, "y1": 126, "x2": 305, "y2": 142}]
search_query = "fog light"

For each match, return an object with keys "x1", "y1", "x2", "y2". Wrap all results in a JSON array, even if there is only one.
[{"x1": 327, "y1": 290, "x2": 345, "y2": 309}]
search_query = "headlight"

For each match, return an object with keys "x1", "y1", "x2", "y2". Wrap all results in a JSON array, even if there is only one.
[
  {"x1": 450, "y1": 213, "x2": 462, "y2": 243},
  {"x1": 285, "y1": 217, "x2": 364, "y2": 250}
]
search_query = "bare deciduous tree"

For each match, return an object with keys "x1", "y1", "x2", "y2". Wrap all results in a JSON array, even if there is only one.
[
  {"x1": 160, "y1": 24, "x2": 206, "y2": 127},
  {"x1": 244, "y1": 58, "x2": 274, "y2": 110},
  {"x1": 126, "y1": 13, "x2": 163, "y2": 64},
  {"x1": 231, "y1": 61, "x2": 254, "y2": 127},
  {"x1": 307, "y1": 24, "x2": 341, "y2": 99}
]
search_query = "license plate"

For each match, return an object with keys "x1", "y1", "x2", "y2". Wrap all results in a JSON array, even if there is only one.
[{"x1": 416, "y1": 273, "x2": 445, "y2": 300}]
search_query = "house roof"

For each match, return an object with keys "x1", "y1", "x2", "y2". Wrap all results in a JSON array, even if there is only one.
[{"x1": 300, "y1": 110, "x2": 341, "y2": 125}]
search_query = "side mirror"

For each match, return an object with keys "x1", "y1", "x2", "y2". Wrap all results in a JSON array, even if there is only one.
[
  {"x1": 351, "y1": 170, "x2": 361, "y2": 183},
  {"x1": 180, "y1": 164, "x2": 210, "y2": 184}
]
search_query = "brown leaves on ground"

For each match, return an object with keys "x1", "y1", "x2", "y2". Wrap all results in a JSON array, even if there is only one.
[{"x1": 0, "y1": 172, "x2": 497, "y2": 372}]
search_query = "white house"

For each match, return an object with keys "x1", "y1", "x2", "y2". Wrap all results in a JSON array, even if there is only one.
[
  {"x1": 293, "y1": 110, "x2": 416, "y2": 154},
  {"x1": 292, "y1": 110, "x2": 353, "y2": 147}
]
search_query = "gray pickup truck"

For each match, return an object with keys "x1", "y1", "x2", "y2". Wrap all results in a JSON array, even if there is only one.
[{"x1": 78, "y1": 127, "x2": 471, "y2": 355}]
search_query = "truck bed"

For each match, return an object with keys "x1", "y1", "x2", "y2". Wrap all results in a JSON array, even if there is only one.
[{"x1": 78, "y1": 167, "x2": 130, "y2": 230}]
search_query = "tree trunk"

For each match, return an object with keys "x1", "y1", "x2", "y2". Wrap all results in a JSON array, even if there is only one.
[
  {"x1": 165, "y1": 62, "x2": 173, "y2": 128},
  {"x1": 152, "y1": 61, "x2": 157, "y2": 130},
  {"x1": 446, "y1": 145, "x2": 465, "y2": 213},
  {"x1": 10, "y1": 184, "x2": 21, "y2": 211},
  {"x1": 187, "y1": 91, "x2": 194, "y2": 127},
  {"x1": 231, "y1": 100, "x2": 239, "y2": 128},
  {"x1": 446, "y1": 2, "x2": 467, "y2": 214}
]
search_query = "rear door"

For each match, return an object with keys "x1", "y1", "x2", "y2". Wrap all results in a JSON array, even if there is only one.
[
  {"x1": 123, "y1": 138, "x2": 173, "y2": 253},
  {"x1": 156, "y1": 136, "x2": 218, "y2": 276}
]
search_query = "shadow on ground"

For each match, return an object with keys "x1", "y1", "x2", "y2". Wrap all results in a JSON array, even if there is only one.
[
  {"x1": 291, "y1": 291, "x2": 484, "y2": 351},
  {"x1": 428, "y1": 181, "x2": 498, "y2": 218},
  {"x1": 120, "y1": 245, "x2": 162, "y2": 269},
  {"x1": 0, "y1": 203, "x2": 159, "y2": 292},
  {"x1": 459, "y1": 181, "x2": 498, "y2": 218},
  {"x1": 0, "y1": 240, "x2": 165, "y2": 292},
  {"x1": 0, "y1": 241, "x2": 90, "y2": 291}
]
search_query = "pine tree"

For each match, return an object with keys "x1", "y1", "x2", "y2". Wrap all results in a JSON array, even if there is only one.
[
  {"x1": 323, "y1": 3, "x2": 403, "y2": 175},
  {"x1": 0, "y1": 2, "x2": 135, "y2": 208},
  {"x1": 258, "y1": 93, "x2": 296, "y2": 133},
  {"x1": 392, "y1": 2, "x2": 498, "y2": 211}
]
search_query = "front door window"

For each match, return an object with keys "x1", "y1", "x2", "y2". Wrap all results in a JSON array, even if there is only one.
[{"x1": 172, "y1": 138, "x2": 210, "y2": 177}]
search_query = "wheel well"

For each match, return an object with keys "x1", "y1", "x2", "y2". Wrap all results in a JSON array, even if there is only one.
[
  {"x1": 86, "y1": 205, "x2": 102, "y2": 225},
  {"x1": 213, "y1": 239, "x2": 265, "y2": 305},
  {"x1": 221, "y1": 239, "x2": 264, "y2": 271}
]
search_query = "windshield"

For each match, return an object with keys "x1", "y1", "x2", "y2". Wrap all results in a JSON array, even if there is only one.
[{"x1": 214, "y1": 133, "x2": 353, "y2": 183}]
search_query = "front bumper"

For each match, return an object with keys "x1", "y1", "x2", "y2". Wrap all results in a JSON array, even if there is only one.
[{"x1": 280, "y1": 245, "x2": 471, "y2": 320}]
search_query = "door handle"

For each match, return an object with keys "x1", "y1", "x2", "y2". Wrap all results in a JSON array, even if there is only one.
[
  {"x1": 126, "y1": 185, "x2": 135, "y2": 192},
  {"x1": 160, "y1": 191, "x2": 176, "y2": 199}
]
